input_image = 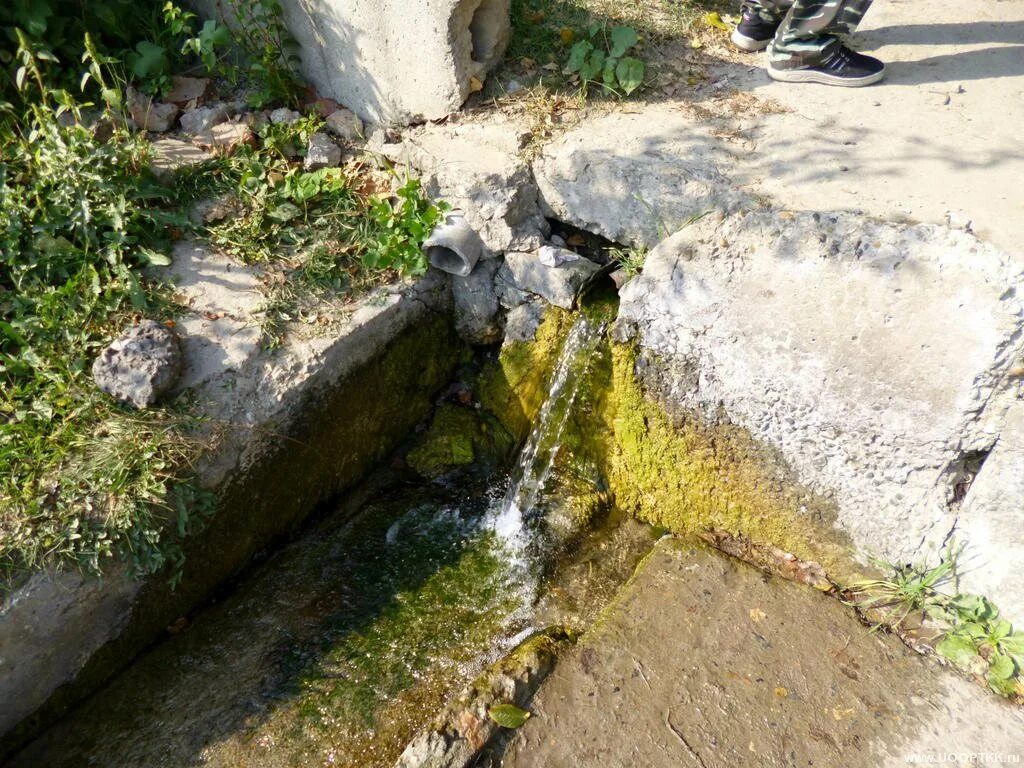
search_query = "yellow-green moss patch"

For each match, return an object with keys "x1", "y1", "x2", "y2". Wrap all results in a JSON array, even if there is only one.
[{"x1": 478, "y1": 308, "x2": 573, "y2": 441}]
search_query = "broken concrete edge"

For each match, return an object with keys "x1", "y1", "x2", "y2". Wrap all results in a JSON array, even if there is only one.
[
  {"x1": 395, "y1": 625, "x2": 575, "y2": 768},
  {"x1": 615, "y1": 209, "x2": 1024, "y2": 621},
  {"x1": 0, "y1": 275, "x2": 465, "y2": 759},
  {"x1": 190, "y1": 0, "x2": 511, "y2": 126}
]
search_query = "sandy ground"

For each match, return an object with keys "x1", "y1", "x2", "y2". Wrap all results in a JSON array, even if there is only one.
[{"x1": 723, "y1": 0, "x2": 1024, "y2": 255}]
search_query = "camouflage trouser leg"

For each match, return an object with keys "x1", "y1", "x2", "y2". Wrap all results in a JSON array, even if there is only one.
[
  {"x1": 767, "y1": 0, "x2": 875, "y2": 69},
  {"x1": 741, "y1": 0, "x2": 791, "y2": 25}
]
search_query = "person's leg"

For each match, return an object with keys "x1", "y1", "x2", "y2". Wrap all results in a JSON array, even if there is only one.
[
  {"x1": 732, "y1": 0, "x2": 791, "y2": 51},
  {"x1": 769, "y1": 0, "x2": 874, "y2": 69},
  {"x1": 766, "y1": 0, "x2": 884, "y2": 86}
]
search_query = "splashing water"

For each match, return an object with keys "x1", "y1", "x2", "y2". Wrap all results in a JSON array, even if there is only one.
[{"x1": 486, "y1": 315, "x2": 607, "y2": 549}]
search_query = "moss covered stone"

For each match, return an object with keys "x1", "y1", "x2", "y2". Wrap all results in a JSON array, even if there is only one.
[
  {"x1": 406, "y1": 403, "x2": 516, "y2": 479},
  {"x1": 478, "y1": 308, "x2": 574, "y2": 442}
]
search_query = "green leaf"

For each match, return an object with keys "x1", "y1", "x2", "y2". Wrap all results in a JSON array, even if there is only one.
[
  {"x1": 138, "y1": 249, "x2": 172, "y2": 267},
  {"x1": 616, "y1": 57, "x2": 645, "y2": 95},
  {"x1": 127, "y1": 41, "x2": 170, "y2": 80},
  {"x1": 991, "y1": 619, "x2": 1012, "y2": 641},
  {"x1": 579, "y1": 49, "x2": 605, "y2": 82},
  {"x1": 488, "y1": 703, "x2": 531, "y2": 729},
  {"x1": 1000, "y1": 632, "x2": 1024, "y2": 659},
  {"x1": 268, "y1": 202, "x2": 302, "y2": 222},
  {"x1": 961, "y1": 622, "x2": 987, "y2": 640},
  {"x1": 609, "y1": 26, "x2": 639, "y2": 58},
  {"x1": 988, "y1": 653, "x2": 1016, "y2": 680},
  {"x1": 566, "y1": 40, "x2": 594, "y2": 73},
  {"x1": 703, "y1": 12, "x2": 730, "y2": 31},
  {"x1": 602, "y1": 56, "x2": 618, "y2": 89},
  {"x1": 936, "y1": 633, "x2": 980, "y2": 668}
]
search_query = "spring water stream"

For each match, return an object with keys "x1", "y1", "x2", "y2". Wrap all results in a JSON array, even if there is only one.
[{"x1": 11, "y1": 313, "x2": 657, "y2": 768}]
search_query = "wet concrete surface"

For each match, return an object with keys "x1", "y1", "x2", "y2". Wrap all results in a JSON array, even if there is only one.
[{"x1": 500, "y1": 539, "x2": 1024, "y2": 767}]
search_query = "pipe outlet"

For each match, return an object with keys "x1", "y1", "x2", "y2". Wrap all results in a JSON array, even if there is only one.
[{"x1": 423, "y1": 212, "x2": 485, "y2": 277}]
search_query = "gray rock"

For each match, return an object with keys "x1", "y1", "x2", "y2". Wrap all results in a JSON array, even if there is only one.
[
  {"x1": 617, "y1": 209, "x2": 1024, "y2": 614},
  {"x1": 370, "y1": 117, "x2": 548, "y2": 257},
  {"x1": 503, "y1": 298, "x2": 547, "y2": 344},
  {"x1": 163, "y1": 76, "x2": 211, "y2": 106},
  {"x1": 494, "y1": 267, "x2": 532, "y2": 310},
  {"x1": 324, "y1": 107, "x2": 364, "y2": 142},
  {"x1": 178, "y1": 103, "x2": 230, "y2": 135},
  {"x1": 451, "y1": 258, "x2": 503, "y2": 345},
  {"x1": 537, "y1": 244, "x2": 580, "y2": 267},
  {"x1": 498, "y1": 250, "x2": 601, "y2": 310},
  {"x1": 92, "y1": 320, "x2": 183, "y2": 408},
  {"x1": 149, "y1": 138, "x2": 214, "y2": 178},
  {"x1": 126, "y1": 87, "x2": 179, "y2": 133},
  {"x1": 304, "y1": 132, "x2": 342, "y2": 170},
  {"x1": 269, "y1": 107, "x2": 302, "y2": 125},
  {"x1": 533, "y1": 105, "x2": 746, "y2": 249}
]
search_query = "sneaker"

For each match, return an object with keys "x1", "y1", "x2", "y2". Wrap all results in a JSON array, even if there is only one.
[
  {"x1": 767, "y1": 44, "x2": 886, "y2": 87},
  {"x1": 731, "y1": 9, "x2": 779, "y2": 52}
]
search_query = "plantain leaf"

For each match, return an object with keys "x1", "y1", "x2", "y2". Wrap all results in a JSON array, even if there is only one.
[
  {"x1": 609, "y1": 26, "x2": 639, "y2": 58},
  {"x1": 488, "y1": 703, "x2": 531, "y2": 729},
  {"x1": 936, "y1": 633, "x2": 980, "y2": 668},
  {"x1": 616, "y1": 57, "x2": 645, "y2": 95}
]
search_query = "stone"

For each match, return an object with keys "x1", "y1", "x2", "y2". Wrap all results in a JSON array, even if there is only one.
[
  {"x1": 149, "y1": 138, "x2": 214, "y2": 178},
  {"x1": 537, "y1": 244, "x2": 580, "y2": 267},
  {"x1": 193, "y1": 0, "x2": 512, "y2": 125},
  {"x1": 163, "y1": 75, "x2": 211, "y2": 106},
  {"x1": 126, "y1": 86, "x2": 179, "y2": 133},
  {"x1": 303, "y1": 132, "x2": 342, "y2": 170},
  {"x1": 503, "y1": 298, "x2": 547, "y2": 344},
  {"x1": 451, "y1": 258, "x2": 502, "y2": 345},
  {"x1": 188, "y1": 194, "x2": 243, "y2": 225},
  {"x1": 324, "y1": 107, "x2": 364, "y2": 142},
  {"x1": 533, "y1": 104, "x2": 744, "y2": 249},
  {"x1": 178, "y1": 103, "x2": 230, "y2": 135},
  {"x1": 501, "y1": 540, "x2": 1024, "y2": 768},
  {"x1": 616, "y1": 210, "x2": 1024, "y2": 592},
  {"x1": 193, "y1": 121, "x2": 257, "y2": 154},
  {"x1": 91, "y1": 320, "x2": 183, "y2": 408},
  {"x1": 268, "y1": 106, "x2": 302, "y2": 125},
  {"x1": 497, "y1": 250, "x2": 600, "y2": 310},
  {"x1": 372, "y1": 117, "x2": 547, "y2": 257}
]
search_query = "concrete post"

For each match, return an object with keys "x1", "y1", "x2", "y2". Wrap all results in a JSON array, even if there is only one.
[{"x1": 195, "y1": 0, "x2": 511, "y2": 125}]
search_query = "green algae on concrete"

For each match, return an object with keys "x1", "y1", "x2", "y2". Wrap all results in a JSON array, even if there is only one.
[
  {"x1": 598, "y1": 344, "x2": 862, "y2": 585},
  {"x1": 478, "y1": 308, "x2": 574, "y2": 441},
  {"x1": 406, "y1": 403, "x2": 517, "y2": 479}
]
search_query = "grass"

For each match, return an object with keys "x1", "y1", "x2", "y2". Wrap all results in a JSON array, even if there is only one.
[
  {"x1": 0, "y1": 30, "x2": 446, "y2": 588},
  {"x1": 506, "y1": 0, "x2": 734, "y2": 76},
  {"x1": 849, "y1": 545, "x2": 1024, "y2": 699}
]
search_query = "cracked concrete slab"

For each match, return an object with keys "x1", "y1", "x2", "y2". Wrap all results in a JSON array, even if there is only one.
[
  {"x1": 501, "y1": 539, "x2": 1024, "y2": 768},
  {"x1": 616, "y1": 210, "x2": 1024, "y2": 599}
]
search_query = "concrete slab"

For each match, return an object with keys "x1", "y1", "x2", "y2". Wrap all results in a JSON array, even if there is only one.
[
  {"x1": 501, "y1": 539, "x2": 1024, "y2": 768},
  {"x1": 616, "y1": 209, "x2": 1024, "y2": 595},
  {"x1": 194, "y1": 0, "x2": 512, "y2": 124},
  {"x1": 723, "y1": 0, "x2": 1024, "y2": 257}
]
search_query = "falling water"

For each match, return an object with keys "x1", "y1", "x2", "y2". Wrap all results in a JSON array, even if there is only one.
[{"x1": 486, "y1": 314, "x2": 607, "y2": 548}]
